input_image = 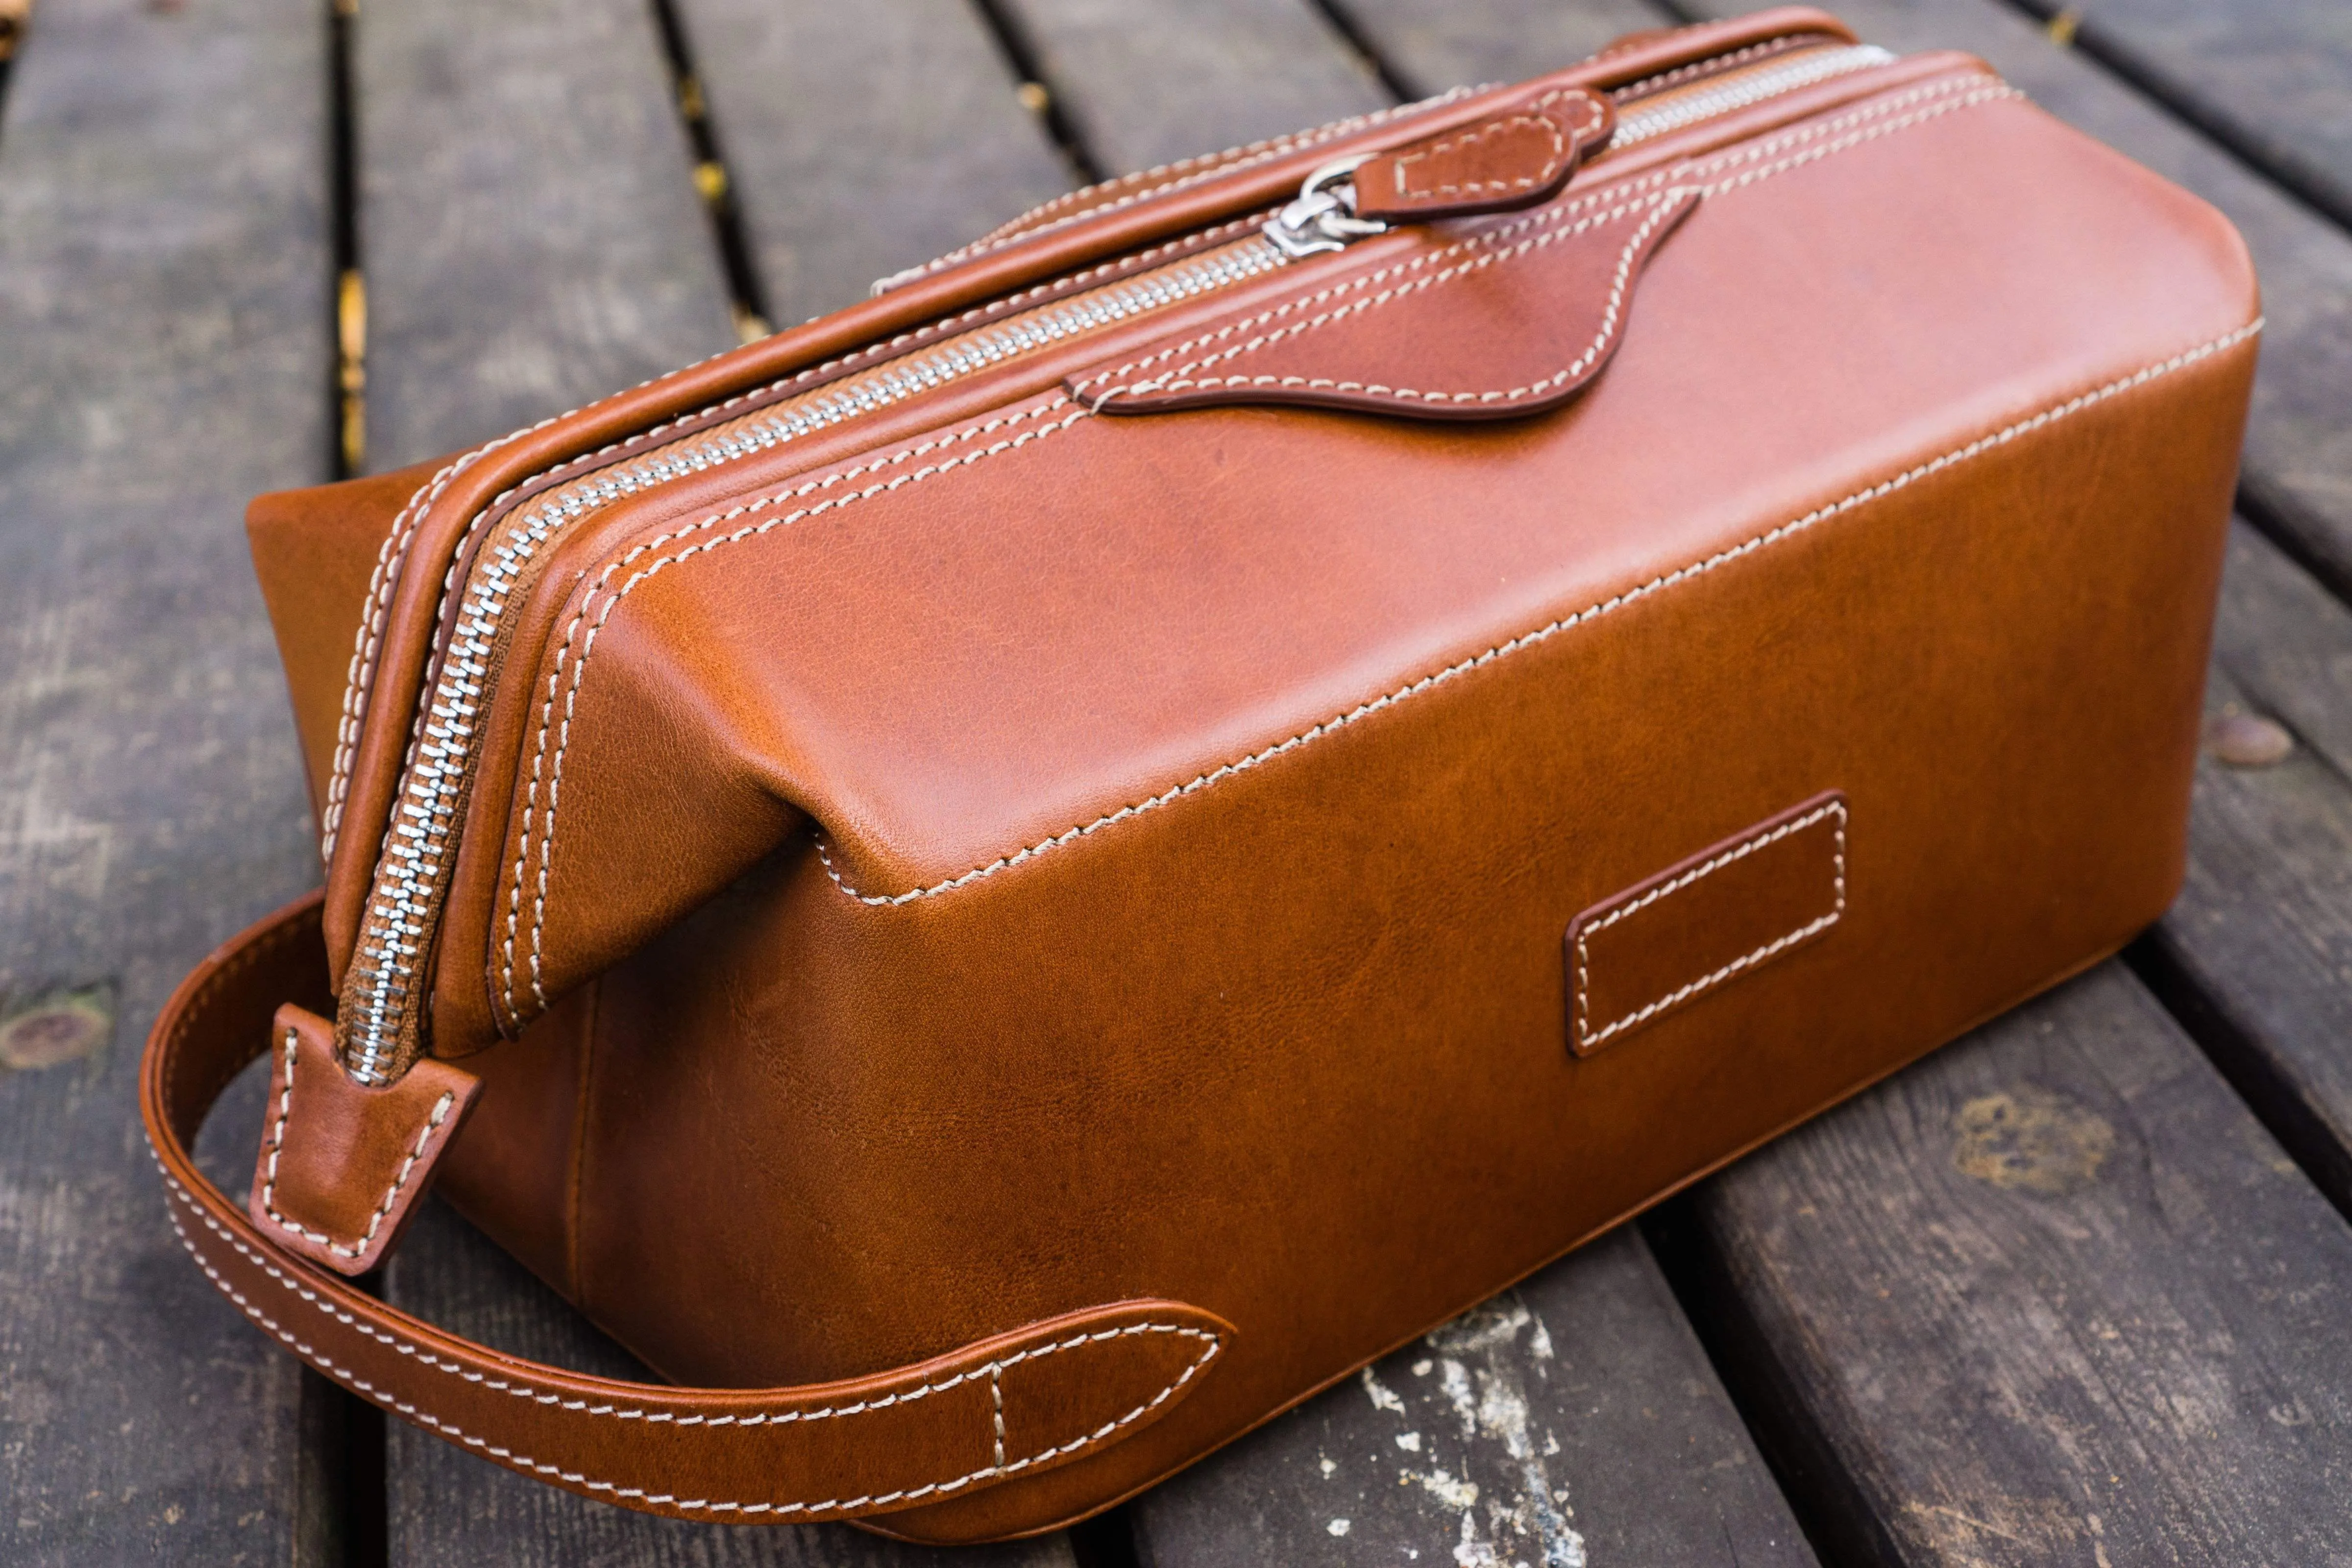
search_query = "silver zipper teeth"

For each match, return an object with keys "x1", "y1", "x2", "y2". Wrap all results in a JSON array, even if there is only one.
[
  {"x1": 1612, "y1": 44, "x2": 1896, "y2": 147},
  {"x1": 343, "y1": 236, "x2": 1291, "y2": 1076}
]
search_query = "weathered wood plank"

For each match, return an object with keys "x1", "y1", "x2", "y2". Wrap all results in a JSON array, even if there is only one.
[
  {"x1": 0, "y1": 0, "x2": 332, "y2": 1560},
  {"x1": 1685, "y1": 964, "x2": 2352, "y2": 1565},
  {"x1": 2143, "y1": 522, "x2": 2352, "y2": 1213},
  {"x1": 385, "y1": 1200, "x2": 1078, "y2": 1568},
  {"x1": 1324, "y1": 0, "x2": 1660, "y2": 98},
  {"x1": 355, "y1": 0, "x2": 738, "y2": 469},
  {"x1": 2013, "y1": 0, "x2": 2352, "y2": 235},
  {"x1": 997, "y1": 0, "x2": 1389, "y2": 176},
  {"x1": 1666, "y1": 0, "x2": 2352, "y2": 601},
  {"x1": 673, "y1": 0, "x2": 1072, "y2": 328},
  {"x1": 1131, "y1": 1226, "x2": 1816, "y2": 1568}
]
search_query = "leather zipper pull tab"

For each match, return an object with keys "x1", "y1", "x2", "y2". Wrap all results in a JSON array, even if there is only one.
[{"x1": 1266, "y1": 83, "x2": 1616, "y2": 256}]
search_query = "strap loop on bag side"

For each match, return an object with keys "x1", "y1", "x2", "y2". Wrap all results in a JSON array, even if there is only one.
[{"x1": 141, "y1": 894, "x2": 1229, "y2": 1525}]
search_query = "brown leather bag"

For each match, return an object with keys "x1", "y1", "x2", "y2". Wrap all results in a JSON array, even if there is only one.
[{"x1": 143, "y1": 7, "x2": 2260, "y2": 1543}]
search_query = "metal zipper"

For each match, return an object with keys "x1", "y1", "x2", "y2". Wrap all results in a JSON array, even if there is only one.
[
  {"x1": 1611, "y1": 44, "x2": 1896, "y2": 147},
  {"x1": 340, "y1": 31, "x2": 1912, "y2": 1080},
  {"x1": 343, "y1": 236, "x2": 1294, "y2": 1079},
  {"x1": 1259, "y1": 42, "x2": 1894, "y2": 261}
]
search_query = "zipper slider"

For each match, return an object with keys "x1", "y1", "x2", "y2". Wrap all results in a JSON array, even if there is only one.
[
  {"x1": 1265, "y1": 157, "x2": 1387, "y2": 258},
  {"x1": 1264, "y1": 84, "x2": 1616, "y2": 257}
]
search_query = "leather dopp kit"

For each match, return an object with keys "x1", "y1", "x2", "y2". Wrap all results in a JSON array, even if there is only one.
[{"x1": 143, "y1": 8, "x2": 2260, "y2": 1542}]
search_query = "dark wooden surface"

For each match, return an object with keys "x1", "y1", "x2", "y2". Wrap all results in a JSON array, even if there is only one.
[
  {"x1": 1132, "y1": 1227, "x2": 1816, "y2": 1568},
  {"x1": 6, "y1": 0, "x2": 2352, "y2": 1563},
  {"x1": 0, "y1": 0, "x2": 330, "y2": 1562},
  {"x1": 1687, "y1": 964, "x2": 2352, "y2": 1565},
  {"x1": 356, "y1": 0, "x2": 737, "y2": 469},
  {"x1": 675, "y1": 0, "x2": 1072, "y2": 328}
]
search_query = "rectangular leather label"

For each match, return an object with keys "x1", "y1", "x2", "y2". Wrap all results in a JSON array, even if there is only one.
[{"x1": 1567, "y1": 792, "x2": 1847, "y2": 1055}]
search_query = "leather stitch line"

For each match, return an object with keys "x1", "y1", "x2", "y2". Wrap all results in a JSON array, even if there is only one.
[
  {"x1": 1574, "y1": 800, "x2": 1846, "y2": 1050},
  {"x1": 255, "y1": 1028, "x2": 455, "y2": 1260},
  {"x1": 1081, "y1": 81, "x2": 2015, "y2": 406},
  {"x1": 497, "y1": 80, "x2": 2241, "y2": 998},
  {"x1": 895, "y1": 91, "x2": 1477, "y2": 286},
  {"x1": 1393, "y1": 112, "x2": 1568, "y2": 199},
  {"x1": 1612, "y1": 36, "x2": 1812, "y2": 101},
  {"x1": 989, "y1": 1366, "x2": 1007, "y2": 1469},
  {"x1": 501, "y1": 396, "x2": 1091, "y2": 1019},
  {"x1": 1116, "y1": 188, "x2": 1686, "y2": 408},
  {"x1": 406, "y1": 74, "x2": 1987, "y2": 1000},
  {"x1": 1068, "y1": 73, "x2": 1997, "y2": 399},
  {"x1": 807, "y1": 317, "x2": 2261, "y2": 906},
  {"x1": 320, "y1": 443, "x2": 501, "y2": 862},
  {"x1": 160, "y1": 1178, "x2": 1218, "y2": 1514},
  {"x1": 318, "y1": 317, "x2": 822, "y2": 864}
]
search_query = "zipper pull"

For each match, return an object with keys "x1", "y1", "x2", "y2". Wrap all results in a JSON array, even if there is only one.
[
  {"x1": 1265, "y1": 156, "x2": 1388, "y2": 257},
  {"x1": 1264, "y1": 83, "x2": 1616, "y2": 257}
]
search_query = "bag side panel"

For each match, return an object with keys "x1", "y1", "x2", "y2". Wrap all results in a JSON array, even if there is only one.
[
  {"x1": 539, "y1": 336, "x2": 2251, "y2": 1542},
  {"x1": 246, "y1": 458, "x2": 446, "y2": 826}
]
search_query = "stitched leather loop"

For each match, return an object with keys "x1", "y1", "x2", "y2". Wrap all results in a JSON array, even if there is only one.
[{"x1": 142, "y1": 893, "x2": 1229, "y2": 1524}]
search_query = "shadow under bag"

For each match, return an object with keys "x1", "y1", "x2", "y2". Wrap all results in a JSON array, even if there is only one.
[{"x1": 144, "y1": 6, "x2": 2259, "y2": 1542}]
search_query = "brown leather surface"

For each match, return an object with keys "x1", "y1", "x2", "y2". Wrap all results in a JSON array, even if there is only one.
[
  {"x1": 247, "y1": 1002, "x2": 481, "y2": 1274},
  {"x1": 246, "y1": 458, "x2": 444, "y2": 828},
  {"x1": 1350, "y1": 84, "x2": 1614, "y2": 224},
  {"x1": 1567, "y1": 790, "x2": 1847, "y2": 1054},
  {"x1": 309, "y1": 9, "x2": 1859, "y2": 991},
  {"x1": 146, "y1": 896, "x2": 1230, "y2": 1524},
  {"x1": 184, "y1": 11, "x2": 2262, "y2": 1544},
  {"x1": 423, "y1": 48, "x2": 1986, "y2": 1057},
  {"x1": 1078, "y1": 183, "x2": 1697, "y2": 418}
]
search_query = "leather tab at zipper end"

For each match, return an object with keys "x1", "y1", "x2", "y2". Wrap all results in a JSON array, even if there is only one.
[
  {"x1": 1349, "y1": 84, "x2": 1615, "y2": 225},
  {"x1": 248, "y1": 1003, "x2": 481, "y2": 1277}
]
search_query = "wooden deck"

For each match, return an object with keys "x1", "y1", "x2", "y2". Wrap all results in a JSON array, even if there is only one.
[{"x1": 3, "y1": 1, "x2": 2350, "y2": 1562}]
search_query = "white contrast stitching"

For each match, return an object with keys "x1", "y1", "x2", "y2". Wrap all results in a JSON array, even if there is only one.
[
  {"x1": 1091, "y1": 186, "x2": 1690, "y2": 410},
  {"x1": 500, "y1": 395, "x2": 1091, "y2": 1019},
  {"x1": 990, "y1": 1365, "x2": 1007, "y2": 1470},
  {"x1": 255, "y1": 1029, "x2": 455, "y2": 1261},
  {"x1": 318, "y1": 316, "x2": 819, "y2": 865},
  {"x1": 1575, "y1": 800, "x2": 1846, "y2": 1050},
  {"x1": 162, "y1": 1173, "x2": 1218, "y2": 1516},
  {"x1": 504, "y1": 84, "x2": 2255, "y2": 1008},
  {"x1": 1387, "y1": 89, "x2": 1605, "y2": 202},
  {"x1": 805, "y1": 317, "x2": 2260, "y2": 907},
  {"x1": 1394, "y1": 113, "x2": 1568, "y2": 199},
  {"x1": 1078, "y1": 80, "x2": 2015, "y2": 407},
  {"x1": 1067, "y1": 74, "x2": 1997, "y2": 403},
  {"x1": 320, "y1": 443, "x2": 502, "y2": 863},
  {"x1": 1612, "y1": 35, "x2": 1814, "y2": 100},
  {"x1": 886, "y1": 91, "x2": 1478, "y2": 290}
]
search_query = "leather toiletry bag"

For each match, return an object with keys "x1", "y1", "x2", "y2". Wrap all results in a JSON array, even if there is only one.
[{"x1": 143, "y1": 6, "x2": 2260, "y2": 1544}]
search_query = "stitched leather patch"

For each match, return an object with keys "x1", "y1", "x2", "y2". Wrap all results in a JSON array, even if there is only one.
[
  {"x1": 248, "y1": 1003, "x2": 482, "y2": 1275},
  {"x1": 1073, "y1": 183, "x2": 1699, "y2": 422},
  {"x1": 1566, "y1": 793, "x2": 1846, "y2": 1055}
]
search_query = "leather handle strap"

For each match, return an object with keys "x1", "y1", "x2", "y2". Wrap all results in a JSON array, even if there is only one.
[{"x1": 141, "y1": 893, "x2": 1229, "y2": 1525}]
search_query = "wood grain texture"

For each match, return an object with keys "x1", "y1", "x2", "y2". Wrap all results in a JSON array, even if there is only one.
[
  {"x1": 385, "y1": 1201, "x2": 1079, "y2": 1568},
  {"x1": 674, "y1": 0, "x2": 1072, "y2": 327},
  {"x1": 2148, "y1": 522, "x2": 2352, "y2": 1213},
  {"x1": 1671, "y1": 0, "x2": 2352, "y2": 602},
  {"x1": 2020, "y1": 0, "x2": 2352, "y2": 230},
  {"x1": 998, "y1": 0, "x2": 1389, "y2": 176},
  {"x1": 1131, "y1": 1226, "x2": 1815, "y2": 1568},
  {"x1": 0, "y1": 0, "x2": 331, "y2": 1559},
  {"x1": 355, "y1": 0, "x2": 737, "y2": 469},
  {"x1": 1690, "y1": 964, "x2": 2352, "y2": 1566},
  {"x1": 1324, "y1": 0, "x2": 1662, "y2": 98}
]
